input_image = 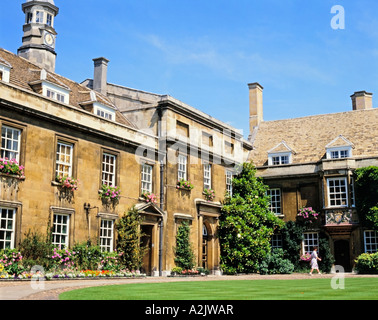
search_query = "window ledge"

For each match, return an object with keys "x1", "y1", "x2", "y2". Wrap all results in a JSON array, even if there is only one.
[{"x1": 0, "y1": 173, "x2": 25, "y2": 181}]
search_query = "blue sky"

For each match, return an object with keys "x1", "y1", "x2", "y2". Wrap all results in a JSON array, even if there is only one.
[{"x1": 1, "y1": 0, "x2": 378, "y2": 138}]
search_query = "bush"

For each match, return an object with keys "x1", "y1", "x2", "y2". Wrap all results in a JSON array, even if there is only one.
[
  {"x1": 72, "y1": 242, "x2": 103, "y2": 270},
  {"x1": 0, "y1": 249, "x2": 25, "y2": 276},
  {"x1": 18, "y1": 230, "x2": 54, "y2": 271},
  {"x1": 354, "y1": 252, "x2": 378, "y2": 274},
  {"x1": 174, "y1": 221, "x2": 195, "y2": 270},
  {"x1": 259, "y1": 249, "x2": 294, "y2": 275}
]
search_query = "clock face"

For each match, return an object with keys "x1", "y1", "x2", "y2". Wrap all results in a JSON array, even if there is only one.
[{"x1": 44, "y1": 32, "x2": 55, "y2": 47}]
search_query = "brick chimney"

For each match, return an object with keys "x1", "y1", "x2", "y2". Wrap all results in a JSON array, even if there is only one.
[
  {"x1": 351, "y1": 91, "x2": 373, "y2": 110},
  {"x1": 248, "y1": 82, "x2": 264, "y2": 133},
  {"x1": 93, "y1": 57, "x2": 109, "y2": 96}
]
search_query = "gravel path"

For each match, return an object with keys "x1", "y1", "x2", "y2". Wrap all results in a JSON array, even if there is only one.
[{"x1": 1, "y1": 273, "x2": 377, "y2": 300}]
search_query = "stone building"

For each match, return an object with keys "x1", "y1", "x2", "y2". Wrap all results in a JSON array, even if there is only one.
[
  {"x1": 247, "y1": 83, "x2": 378, "y2": 271},
  {"x1": 0, "y1": 0, "x2": 251, "y2": 276}
]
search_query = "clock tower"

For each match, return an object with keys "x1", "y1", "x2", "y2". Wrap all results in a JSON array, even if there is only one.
[{"x1": 18, "y1": 0, "x2": 59, "y2": 73}]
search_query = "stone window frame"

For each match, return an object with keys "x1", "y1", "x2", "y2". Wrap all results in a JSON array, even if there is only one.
[
  {"x1": 364, "y1": 230, "x2": 378, "y2": 254},
  {"x1": 0, "y1": 206, "x2": 16, "y2": 250},
  {"x1": 267, "y1": 188, "x2": 282, "y2": 216},
  {"x1": 99, "y1": 218, "x2": 114, "y2": 253},
  {"x1": 203, "y1": 163, "x2": 212, "y2": 190},
  {"x1": 0, "y1": 119, "x2": 27, "y2": 167},
  {"x1": 302, "y1": 232, "x2": 319, "y2": 255},
  {"x1": 50, "y1": 206, "x2": 75, "y2": 248},
  {"x1": 53, "y1": 135, "x2": 78, "y2": 182},
  {"x1": 141, "y1": 163, "x2": 153, "y2": 194},
  {"x1": 326, "y1": 177, "x2": 348, "y2": 208}
]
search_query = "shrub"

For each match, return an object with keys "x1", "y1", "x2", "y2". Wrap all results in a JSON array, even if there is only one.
[
  {"x1": 174, "y1": 220, "x2": 195, "y2": 270},
  {"x1": 72, "y1": 242, "x2": 103, "y2": 270},
  {"x1": 116, "y1": 207, "x2": 147, "y2": 271},
  {"x1": 18, "y1": 230, "x2": 54, "y2": 271},
  {"x1": 259, "y1": 248, "x2": 294, "y2": 275},
  {"x1": 219, "y1": 162, "x2": 283, "y2": 274},
  {"x1": 354, "y1": 252, "x2": 378, "y2": 274}
]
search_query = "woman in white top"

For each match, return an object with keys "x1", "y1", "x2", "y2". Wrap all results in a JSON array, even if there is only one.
[{"x1": 309, "y1": 247, "x2": 322, "y2": 275}]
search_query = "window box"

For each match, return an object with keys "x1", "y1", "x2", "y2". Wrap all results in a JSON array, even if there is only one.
[
  {"x1": 99, "y1": 184, "x2": 120, "y2": 205},
  {"x1": 141, "y1": 191, "x2": 158, "y2": 204},
  {"x1": 177, "y1": 179, "x2": 194, "y2": 191},
  {"x1": 0, "y1": 158, "x2": 25, "y2": 178},
  {"x1": 203, "y1": 188, "x2": 215, "y2": 202},
  {"x1": 56, "y1": 175, "x2": 79, "y2": 192},
  {"x1": 296, "y1": 207, "x2": 320, "y2": 228}
]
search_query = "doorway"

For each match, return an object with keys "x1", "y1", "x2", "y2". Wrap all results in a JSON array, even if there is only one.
[
  {"x1": 334, "y1": 240, "x2": 351, "y2": 272},
  {"x1": 141, "y1": 225, "x2": 153, "y2": 275}
]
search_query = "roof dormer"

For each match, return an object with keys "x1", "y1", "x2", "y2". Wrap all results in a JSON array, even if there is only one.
[
  {"x1": 268, "y1": 140, "x2": 295, "y2": 166},
  {"x1": 29, "y1": 69, "x2": 70, "y2": 104},
  {"x1": 0, "y1": 58, "x2": 12, "y2": 83},
  {"x1": 79, "y1": 90, "x2": 116, "y2": 121},
  {"x1": 325, "y1": 135, "x2": 354, "y2": 159}
]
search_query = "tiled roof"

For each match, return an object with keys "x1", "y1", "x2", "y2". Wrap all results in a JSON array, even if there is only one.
[
  {"x1": 0, "y1": 48, "x2": 137, "y2": 129},
  {"x1": 249, "y1": 108, "x2": 378, "y2": 166}
]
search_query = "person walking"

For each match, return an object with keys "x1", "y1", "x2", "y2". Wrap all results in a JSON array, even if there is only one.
[{"x1": 309, "y1": 247, "x2": 321, "y2": 275}]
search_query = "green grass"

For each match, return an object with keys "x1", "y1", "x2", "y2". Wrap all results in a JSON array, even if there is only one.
[{"x1": 59, "y1": 278, "x2": 378, "y2": 300}]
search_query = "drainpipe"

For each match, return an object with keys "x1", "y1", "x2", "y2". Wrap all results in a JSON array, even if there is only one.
[
  {"x1": 158, "y1": 107, "x2": 165, "y2": 277},
  {"x1": 159, "y1": 160, "x2": 164, "y2": 276}
]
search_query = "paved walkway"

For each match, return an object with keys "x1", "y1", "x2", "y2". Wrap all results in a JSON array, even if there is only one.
[{"x1": 1, "y1": 273, "x2": 377, "y2": 300}]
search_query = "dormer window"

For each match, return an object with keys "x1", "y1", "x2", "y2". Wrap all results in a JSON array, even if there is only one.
[
  {"x1": 268, "y1": 141, "x2": 295, "y2": 166},
  {"x1": 326, "y1": 135, "x2": 354, "y2": 160},
  {"x1": 329, "y1": 149, "x2": 350, "y2": 159},
  {"x1": 0, "y1": 61, "x2": 11, "y2": 83},
  {"x1": 42, "y1": 82, "x2": 69, "y2": 104},
  {"x1": 47, "y1": 89, "x2": 65, "y2": 103},
  {"x1": 93, "y1": 103, "x2": 116, "y2": 121},
  {"x1": 271, "y1": 154, "x2": 291, "y2": 165}
]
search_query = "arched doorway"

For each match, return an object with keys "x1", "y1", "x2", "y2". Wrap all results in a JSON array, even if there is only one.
[{"x1": 334, "y1": 240, "x2": 351, "y2": 272}]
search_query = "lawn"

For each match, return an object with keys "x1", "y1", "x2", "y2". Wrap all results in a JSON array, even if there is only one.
[{"x1": 59, "y1": 278, "x2": 378, "y2": 300}]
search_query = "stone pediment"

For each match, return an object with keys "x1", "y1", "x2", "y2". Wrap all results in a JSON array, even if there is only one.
[{"x1": 134, "y1": 201, "x2": 164, "y2": 217}]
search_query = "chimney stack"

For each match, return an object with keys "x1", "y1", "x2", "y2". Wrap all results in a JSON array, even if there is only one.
[
  {"x1": 93, "y1": 57, "x2": 109, "y2": 96},
  {"x1": 351, "y1": 91, "x2": 373, "y2": 111},
  {"x1": 248, "y1": 82, "x2": 264, "y2": 133}
]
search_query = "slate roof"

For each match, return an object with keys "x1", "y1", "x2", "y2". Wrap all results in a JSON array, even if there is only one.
[
  {"x1": 249, "y1": 108, "x2": 378, "y2": 166},
  {"x1": 0, "y1": 48, "x2": 137, "y2": 129}
]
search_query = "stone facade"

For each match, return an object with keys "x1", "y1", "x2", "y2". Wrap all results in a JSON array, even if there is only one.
[
  {"x1": 248, "y1": 83, "x2": 378, "y2": 271},
  {"x1": 0, "y1": 0, "x2": 251, "y2": 277}
]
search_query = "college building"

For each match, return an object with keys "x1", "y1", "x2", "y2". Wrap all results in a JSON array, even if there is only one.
[
  {"x1": 248, "y1": 83, "x2": 378, "y2": 271},
  {"x1": 1, "y1": 0, "x2": 377, "y2": 275},
  {"x1": 0, "y1": 0, "x2": 251, "y2": 276}
]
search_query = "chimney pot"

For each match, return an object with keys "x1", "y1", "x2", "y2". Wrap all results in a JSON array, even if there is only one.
[
  {"x1": 351, "y1": 91, "x2": 373, "y2": 111},
  {"x1": 93, "y1": 57, "x2": 109, "y2": 96}
]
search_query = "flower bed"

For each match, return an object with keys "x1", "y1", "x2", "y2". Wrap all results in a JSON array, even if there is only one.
[{"x1": 0, "y1": 269, "x2": 146, "y2": 281}]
